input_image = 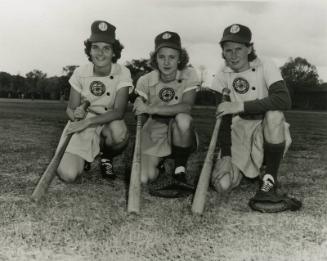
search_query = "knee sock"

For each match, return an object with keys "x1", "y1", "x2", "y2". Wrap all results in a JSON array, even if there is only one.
[
  {"x1": 263, "y1": 141, "x2": 285, "y2": 183},
  {"x1": 102, "y1": 143, "x2": 127, "y2": 160},
  {"x1": 172, "y1": 145, "x2": 192, "y2": 173}
]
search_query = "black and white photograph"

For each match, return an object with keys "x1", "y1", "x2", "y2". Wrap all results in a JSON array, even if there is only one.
[{"x1": 0, "y1": 0, "x2": 326, "y2": 260}]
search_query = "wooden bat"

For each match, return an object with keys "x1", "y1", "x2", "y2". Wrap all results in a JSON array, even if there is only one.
[
  {"x1": 127, "y1": 114, "x2": 143, "y2": 214},
  {"x1": 31, "y1": 101, "x2": 90, "y2": 202},
  {"x1": 191, "y1": 88, "x2": 230, "y2": 214}
]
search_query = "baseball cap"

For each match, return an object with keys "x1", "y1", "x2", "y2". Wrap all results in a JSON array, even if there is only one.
[
  {"x1": 154, "y1": 31, "x2": 181, "y2": 52},
  {"x1": 89, "y1": 20, "x2": 116, "y2": 44},
  {"x1": 220, "y1": 24, "x2": 252, "y2": 44}
]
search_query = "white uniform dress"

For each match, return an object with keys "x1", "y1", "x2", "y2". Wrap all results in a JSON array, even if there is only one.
[
  {"x1": 135, "y1": 67, "x2": 199, "y2": 157},
  {"x1": 57, "y1": 63, "x2": 132, "y2": 162},
  {"x1": 210, "y1": 57, "x2": 291, "y2": 178}
]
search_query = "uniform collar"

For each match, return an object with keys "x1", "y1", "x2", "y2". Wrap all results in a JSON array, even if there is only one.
[
  {"x1": 148, "y1": 69, "x2": 185, "y2": 86},
  {"x1": 222, "y1": 58, "x2": 262, "y2": 73},
  {"x1": 87, "y1": 63, "x2": 120, "y2": 77}
]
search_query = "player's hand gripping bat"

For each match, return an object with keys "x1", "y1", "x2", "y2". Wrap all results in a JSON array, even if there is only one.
[
  {"x1": 127, "y1": 114, "x2": 143, "y2": 214},
  {"x1": 31, "y1": 101, "x2": 90, "y2": 202},
  {"x1": 191, "y1": 88, "x2": 230, "y2": 214}
]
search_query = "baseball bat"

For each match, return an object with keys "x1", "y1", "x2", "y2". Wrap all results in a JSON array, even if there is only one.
[
  {"x1": 191, "y1": 88, "x2": 230, "y2": 214},
  {"x1": 31, "y1": 101, "x2": 90, "y2": 202},
  {"x1": 127, "y1": 114, "x2": 143, "y2": 214}
]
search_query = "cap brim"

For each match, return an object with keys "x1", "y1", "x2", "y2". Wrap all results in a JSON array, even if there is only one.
[
  {"x1": 220, "y1": 35, "x2": 250, "y2": 44},
  {"x1": 155, "y1": 42, "x2": 181, "y2": 52},
  {"x1": 89, "y1": 34, "x2": 115, "y2": 44}
]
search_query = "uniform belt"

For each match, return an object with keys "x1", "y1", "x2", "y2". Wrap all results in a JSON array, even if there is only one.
[{"x1": 239, "y1": 113, "x2": 264, "y2": 120}]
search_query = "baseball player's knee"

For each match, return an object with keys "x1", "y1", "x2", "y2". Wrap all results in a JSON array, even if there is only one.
[
  {"x1": 218, "y1": 174, "x2": 233, "y2": 192},
  {"x1": 174, "y1": 113, "x2": 192, "y2": 132},
  {"x1": 103, "y1": 120, "x2": 128, "y2": 145},
  {"x1": 264, "y1": 111, "x2": 284, "y2": 129},
  {"x1": 57, "y1": 166, "x2": 80, "y2": 183},
  {"x1": 263, "y1": 111, "x2": 285, "y2": 142},
  {"x1": 140, "y1": 165, "x2": 159, "y2": 184}
]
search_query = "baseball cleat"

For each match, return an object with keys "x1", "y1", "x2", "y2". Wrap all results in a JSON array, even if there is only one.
[
  {"x1": 173, "y1": 166, "x2": 187, "y2": 183},
  {"x1": 100, "y1": 158, "x2": 116, "y2": 180}
]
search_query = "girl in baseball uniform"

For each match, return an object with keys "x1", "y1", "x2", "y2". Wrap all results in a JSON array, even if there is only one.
[
  {"x1": 209, "y1": 24, "x2": 294, "y2": 205},
  {"x1": 57, "y1": 20, "x2": 133, "y2": 182},
  {"x1": 133, "y1": 31, "x2": 200, "y2": 184}
]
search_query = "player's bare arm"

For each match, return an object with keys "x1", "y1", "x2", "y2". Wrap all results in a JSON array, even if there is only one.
[
  {"x1": 216, "y1": 100, "x2": 244, "y2": 118},
  {"x1": 66, "y1": 86, "x2": 129, "y2": 134},
  {"x1": 66, "y1": 88, "x2": 82, "y2": 121}
]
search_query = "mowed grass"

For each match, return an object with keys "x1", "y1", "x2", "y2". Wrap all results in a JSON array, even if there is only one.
[{"x1": 0, "y1": 99, "x2": 327, "y2": 261}]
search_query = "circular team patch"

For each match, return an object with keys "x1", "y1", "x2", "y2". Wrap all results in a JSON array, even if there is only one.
[
  {"x1": 98, "y1": 22, "x2": 108, "y2": 31},
  {"x1": 162, "y1": 33, "x2": 171, "y2": 39},
  {"x1": 232, "y1": 77, "x2": 249, "y2": 94},
  {"x1": 159, "y1": 87, "x2": 175, "y2": 102},
  {"x1": 90, "y1": 81, "x2": 106, "y2": 96},
  {"x1": 230, "y1": 24, "x2": 240, "y2": 34}
]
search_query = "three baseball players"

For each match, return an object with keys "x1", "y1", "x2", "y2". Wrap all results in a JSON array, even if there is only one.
[{"x1": 58, "y1": 20, "x2": 300, "y2": 211}]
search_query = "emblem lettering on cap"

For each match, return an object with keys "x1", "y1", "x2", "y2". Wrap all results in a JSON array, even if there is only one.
[
  {"x1": 162, "y1": 33, "x2": 171, "y2": 39},
  {"x1": 230, "y1": 24, "x2": 240, "y2": 34},
  {"x1": 98, "y1": 22, "x2": 108, "y2": 31}
]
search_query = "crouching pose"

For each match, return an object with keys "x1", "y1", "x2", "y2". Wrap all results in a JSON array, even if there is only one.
[
  {"x1": 209, "y1": 24, "x2": 301, "y2": 212},
  {"x1": 57, "y1": 20, "x2": 132, "y2": 182},
  {"x1": 133, "y1": 31, "x2": 200, "y2": 185}
]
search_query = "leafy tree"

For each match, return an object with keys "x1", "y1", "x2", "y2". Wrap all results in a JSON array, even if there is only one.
[
  {"x1": 125, "y1": 59, "x2": 152, "y2": 86},
  {"x1": 63, "y1": 65, "x2": 78, "y2": 78},
  {"x1": 125, "y1": 59, "x2": 152, "y2": 102},
  {"x1": 25, "y1": 69, "x2": 47, "y2": 99},
  {"x1": 0, "y1": 72, "x2": 13, "y2": 97},
  {"x1": 280, "y1": 57, "x2": 320, "y2": 95},
  {"x1": 61, "y1": 65, "x2": 79, "y2": 100},
  {"x1": 12, "y1": 75, "x2": 26, "y2": 98}
]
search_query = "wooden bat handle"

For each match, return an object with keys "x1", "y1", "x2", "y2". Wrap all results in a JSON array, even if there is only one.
[
  {"x1": 191, "y1": 88, "x2": 230, "y2": 214},
  {"x1": 31, "y1": 101, "x2": 90, "y2": 202},
  {"x1": 127, "y1": 114, "x2": 143, "y2": 214}
]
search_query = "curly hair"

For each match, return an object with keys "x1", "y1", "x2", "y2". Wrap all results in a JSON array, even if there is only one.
[
  {"x1": 84, "y1": 39, "x2": 124, "y2": 63},
  {"x1": 149, "y1": 48, "x2": 189, "y2": 70},
  {"x1": 220, "y1": 42, "x2": 257, "y2": 62}
]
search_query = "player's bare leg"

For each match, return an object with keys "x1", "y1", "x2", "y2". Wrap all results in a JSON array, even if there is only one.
[
  {"x1": 57, "y1": 153, "x2": 85, "y2": 182},
  {"x1": 140, "y1": 154, "x2": 161, "y2": 184},
  {"x1": 100, "y1": 120, "x2": 129, "y2": 179},
  {"x1": 171, "y1": 113, "x2": 194, "y2": 182}
]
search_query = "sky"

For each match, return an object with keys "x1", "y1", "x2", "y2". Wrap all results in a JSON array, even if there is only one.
[{"x1": 0, "y1": 0, "x2": 326, "y2": 85}]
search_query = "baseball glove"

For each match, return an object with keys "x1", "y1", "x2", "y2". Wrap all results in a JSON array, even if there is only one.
[
  {"x1": 148, "y1": 158, "x2": 194, "y2": 198},
  {"x1": 249, "y1": 190, "x2": 302, "y2": 213},
  {"x1": 148, "y1": 180, "x2": 194, "y2": 198}
]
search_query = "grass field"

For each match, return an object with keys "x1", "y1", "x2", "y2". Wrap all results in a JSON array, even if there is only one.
[{"x1": 0, "y1": 99, "x2": 327, "y2": 261}]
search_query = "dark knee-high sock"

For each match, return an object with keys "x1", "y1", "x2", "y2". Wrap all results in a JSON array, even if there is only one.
[
  {"x1": 263, "y1": 141, "x2": 285, "y2": 183},
  {"x1": 102, "y1": 144, "x2": 126, "y2": 160},
  {"x1": 172, "y1": 145, "x2": 192, "y2": 173}
]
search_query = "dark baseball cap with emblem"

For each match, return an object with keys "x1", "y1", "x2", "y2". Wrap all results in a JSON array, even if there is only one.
[
  {"x1": 154, "y1": 31, "x2": 182, "y2": 52},
  {"x1": 220, "y1": 24, "x2": 252, "y2": 44},
  {"x1": 89, "y1": 20, "x2": 116, "y2": 44}
]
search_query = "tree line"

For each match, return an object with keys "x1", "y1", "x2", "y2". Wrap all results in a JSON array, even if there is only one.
[{"x1": 0, "y1": 57, "x2": 326, "y2": 109}]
